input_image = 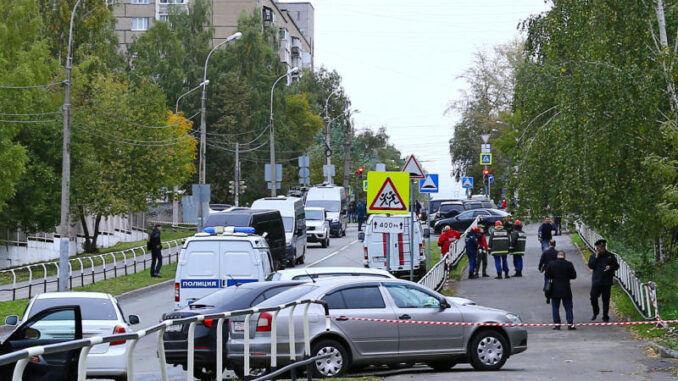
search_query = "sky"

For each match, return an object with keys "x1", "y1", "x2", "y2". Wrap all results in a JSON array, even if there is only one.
[{"x1": 297, "y1": 0, "x2": 551, "y2": 199}]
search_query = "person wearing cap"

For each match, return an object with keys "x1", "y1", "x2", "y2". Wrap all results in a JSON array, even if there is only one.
[
  {"x1": 509, "y1": 219, "x2": 527, "y2": 277},
  {"x1": 545, "y1": 251, "x2": 577, "y2": 330},
  {"x1": 438, "y1": 225, "x2": 461, "y2": 255},
  {"x1": 489, "y1": 220, "x2": 510, "y2": 279},
  {"x1": 588, "y1": 239, "x2": 619, "y2": 322},
  {"x1": 474, "y1": 226, "x2": 490, "y2": 277},
  {"x1": 464, "y1": 226, "x2": 481, "y2": 279}
]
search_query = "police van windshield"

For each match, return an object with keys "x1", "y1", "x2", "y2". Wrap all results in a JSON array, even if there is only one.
[
  {"x1": 205, "y1": 214, "x2": 250, "y2": 227},
  {"x1": 306, "y1": 200, "x2": 340, "y2": 212},
  {"x1": 282, "y1": 217, "x2": 294, "y2": 232},
  {"x1": 305, "y1": 210, "x2": 324, "y2": 220}
]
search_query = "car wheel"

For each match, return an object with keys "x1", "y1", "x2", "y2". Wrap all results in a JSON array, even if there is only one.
[
  {"x1": 469, "y1": 330, "x2": 509, "y2": 371},
  {"x1": 311, "y1": 339, "x2": 349, "y2": 378},
  {"x1": 425, "y1": 360, "x2": 456, "y2": 371},
  {"x1": 325, "y1": 237, "x2": 330, "y2": 247},
  {"x1": 232, "y1": 365, "x2": 269, "y2": 380}
]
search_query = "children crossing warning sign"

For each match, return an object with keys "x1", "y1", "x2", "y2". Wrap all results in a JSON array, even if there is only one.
[{"x1": 367, "y1": 171, "x2": 410, "y2": 214}]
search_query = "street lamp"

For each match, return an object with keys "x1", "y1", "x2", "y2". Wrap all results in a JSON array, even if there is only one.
[
  {"x1": 323, "y1": 89, "x2": 339, "y2": 184},
  {"x1": 269, "y1": 67, "x2": 299, "y2": 196},
  {"x1": 175, "y1": 80, "x2": 209, "y2": 113}
]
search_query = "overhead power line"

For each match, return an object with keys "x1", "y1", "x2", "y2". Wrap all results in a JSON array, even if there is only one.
[{"x1": 0, "y1": 81, "x2": 64, "y2": 89}]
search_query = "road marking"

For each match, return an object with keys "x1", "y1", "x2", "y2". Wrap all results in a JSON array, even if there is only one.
[{"x1": 305, "y1": 239, "x2": 359, "y2": 268}]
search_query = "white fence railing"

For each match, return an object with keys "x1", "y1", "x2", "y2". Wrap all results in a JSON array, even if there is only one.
[
  {"x1": 0, "y1": 240, "x2": 183, "y2": 301},
  {"x1": 576, "y1": 222, "x2": 660, "y2": 321},
  {"x1": 0, "y1": 299, "x2": 330, "y2": 381}
]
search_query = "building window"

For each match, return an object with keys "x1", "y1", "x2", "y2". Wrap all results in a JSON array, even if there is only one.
[
  {"x1": 131, "y1": 17, "x2": 150, "y2": 31},
  {"x1": 160, "y1": 0, "x2": 186, "y2": 3},
  {"x1": 131, "y1": 0, "x2": 149, "y2": 4},
  {"x1": 159, "y1": 15, "x2": 169, "y2": 22}
]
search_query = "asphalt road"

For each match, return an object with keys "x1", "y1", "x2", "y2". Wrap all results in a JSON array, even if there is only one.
[{"x1": 112, "y1": 224, "x2": 363, "y2": 381}]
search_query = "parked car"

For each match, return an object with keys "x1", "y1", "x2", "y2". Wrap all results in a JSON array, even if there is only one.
[
  {"x1": 428, "y1": 198, "x2": 461, "y2": 217},
  {"x1": 3, "y1": 292, "x2": 139, "y2": 381},
  {"x1": 252, "y1": 196, "x2": 307, "y2": 266},
  {"x1": 463, "y1": 199, "x2": 497, "y2": 210},
  {"x1": 430, "y1": 201, "x2": 465, "y2": 227},
  {"x1": 305, "y1": 185, "x2": 348, "y2": 237},
  {"x1": 434, "y1": 208, "x2": 509, "y2": 234},
  {"x1": 227, "y1": 278, "x2": 527, "y2": 377},
  {"x1": 266, "y1": 266, "x2": 396, "y2": 281},
  {"x1": 305, "y1": 207, "x2": 331, "y2": 248},
  {"x1": 162, "y1": 281, "x2": 305, "y2": 381}
]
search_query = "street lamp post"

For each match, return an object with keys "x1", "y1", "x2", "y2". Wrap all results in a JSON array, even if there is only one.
[
  {"x1": 175, "y1": 80, "x2": 209, "y2": 114},
  {"x1": 58, "y1": 0, "x2": 83, "y2": 292},
  {"x1": 323, "y1": 90, "x2": 339, "y2": 184},
  {"x1": 269, "y1": 67, "x2": 299, "y2": 196}
]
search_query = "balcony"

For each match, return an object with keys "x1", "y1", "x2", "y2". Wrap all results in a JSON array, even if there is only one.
[
  {"x1": 156, "y1": 1, "x2": 188, "y2": 20},
  {"x1": 291, "y1": 37, "x2": 302, "y2": 56}
]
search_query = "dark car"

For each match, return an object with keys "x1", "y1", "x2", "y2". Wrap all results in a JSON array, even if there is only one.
[
  {"x1": 434, "y1": 208, "x2": 509, "y2": 234},
  {"x1": 463, "y1": 199, "x2": 497, "y2": 210},
  {"x1": 429, "y1": 198, "x2": 461, "y2": 216},
  {"x1": 162, "y1": 281, "x2": 304, "y2": 381},
  {"x1": 205, "y1": 208, "x2": 286, "y2": 270},
  {"x1": 430, "y1": 201, "x2": 465, "y2": 227}
]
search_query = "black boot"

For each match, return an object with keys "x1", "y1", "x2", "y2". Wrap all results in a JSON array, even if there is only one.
[
  {"x1": 513, "y1": 271, "x2": 522, "y2": 277},
  {"x1": 494, "y1": 273, "x2": 503, "y2": 279},
  {"x1": 482, "y1": 273, "x2": 490, "y2": 277},
  {"x1": 504, "y1": 272, "x2": 511, "y2": 279}
]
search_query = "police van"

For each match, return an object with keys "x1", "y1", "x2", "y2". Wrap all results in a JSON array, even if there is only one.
[
  {"x1": 359, "y1": 214, "x2": 426, "y2": 277},
  {"x1": 173, "y1": 227, "x2": 274, "y2": 309}
]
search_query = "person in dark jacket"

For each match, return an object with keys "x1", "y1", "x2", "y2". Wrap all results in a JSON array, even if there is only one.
[
  {"x1": 474, "y1": 226, "x2": 490, "y2": 277},
  {"x1": 148, "y1": 224, "x2": 162, "y2": 277},
  {"x1": 538, "y1": 217, "x2": 555, "y2": 252},
  {"x1": 357, "y1": 201, "x2": 367, "y2": 231},
  {"x1": 465, "y1": 227, "x2": 481, "y2": 279},
  {"x1": 545, "y1": 251, "x2": 577, "y2": 330},
  {"x1": 489, "y1": 221, "x2": 510, "y2": 279},
  {"x1": 538, "y1": 240, "x2": 559, "y2": 303},
  {"x1": 588, "y1": 239, "x2": 619, "y2": 322},
  {"x1": 509, "y1": 220, "x2": 526, "y2": 277}
]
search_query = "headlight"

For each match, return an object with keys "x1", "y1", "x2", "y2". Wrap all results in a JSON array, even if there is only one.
[{"x1": 505, "y1": 313, "x2": 522, "y2": 324}]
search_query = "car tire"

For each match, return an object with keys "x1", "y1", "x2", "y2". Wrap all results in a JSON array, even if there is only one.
[
  {"x1": 325, "y1": 237, "x2": 330, "y2": 247},
  {"x1": 232, "y1": 365, "x2": 269, "y2": 380},
  {"x1": 468, "y1": 330, "x2": 509, "y2": 371},
  {"x1": 425, "y1": 360, "x2": 456, "y2": 371},
  {"x1": 311, "y1": 339, "x2": 350, "y2": 378}
]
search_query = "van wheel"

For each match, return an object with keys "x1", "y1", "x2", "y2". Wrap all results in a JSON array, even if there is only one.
[{"x1": 321, "y1": 238, "x2": 328, "y2": 248}]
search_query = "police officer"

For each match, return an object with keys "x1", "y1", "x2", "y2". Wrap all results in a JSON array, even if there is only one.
[
  {"x1": 509, "y1": 219, "x2": 526, "y2": 277},
  {"x1": 589, "y1": 239, "x2": 619, "y2": 322},
  {"x1": 465, "y1": 227, "x2": 480, "y2": 279},
  {"x1": 474, "y1": 226, "x2": 490, "y2": 277},
  {"x1": 489, "y1": 221, "x2": 510, "y2": 279}
]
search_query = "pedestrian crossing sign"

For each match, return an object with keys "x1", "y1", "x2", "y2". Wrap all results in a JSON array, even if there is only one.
[
  {"x1": 367, "y1": 171, "x2": 410, "y2": 214},
  {"x1": 480, "y1": 153, "x2": 493, "y2": 165},
  {"x1": 462, "y1": 176, "x2": 474, "y2": 189}
]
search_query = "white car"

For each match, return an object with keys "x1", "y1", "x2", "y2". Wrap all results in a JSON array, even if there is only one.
[
  {"x1": 4, "y1": 292, "x2": 139, "y2": 380},
  {"x1": 304, "y1": 207, "x2": 330, "y2": 248},
  {"x1": 266, "y1": 266, "x2": 396, "y2": 281}
]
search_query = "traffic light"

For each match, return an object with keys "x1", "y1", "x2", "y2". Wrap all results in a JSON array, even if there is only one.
[
  {"x1": 355, "y1": 166, "x2": 365, "y2": 176},
  {"x1": 483, "y1": 169, "x2": 490, "y2": 176}
]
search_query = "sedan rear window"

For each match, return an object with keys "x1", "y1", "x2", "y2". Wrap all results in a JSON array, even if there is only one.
[
  {"x1": 254, "y1": 285, "x2": 317, "y2": 308},
  {"x1": 29, "y1": 297, "x2": 118, "y2": 321}
]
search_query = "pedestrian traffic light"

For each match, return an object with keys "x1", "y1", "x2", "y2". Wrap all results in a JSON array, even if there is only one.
[{"x1": 483, "y1": 169, "x2": 490, "y2": 176}]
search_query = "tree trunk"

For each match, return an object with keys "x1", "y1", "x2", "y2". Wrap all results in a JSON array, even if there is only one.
[
  {"x1": 80, "y1": 209, "x2": 93, "y2": 253},
  {"x1": 91, "y1": 214, "x2": 102, "y2": 253},
  {"x1": 654, "y1": 0, "x2": 678, "y2": 115}
]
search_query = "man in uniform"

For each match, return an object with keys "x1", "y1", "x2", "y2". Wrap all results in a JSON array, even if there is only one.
[
  {"x1": 509, "y1": 219, "x2": 526, "y2": 277},
  {"x1": 489, "y1": 220, "x2": 510, "y2": 279},
  {"x1": 474, "y1": 226, "x2": 490, "y2": 277},
  {"x1": 465, "y1": 226, "x2": 481, "y2": 279},
  {"x1": 588, "y1": 239, "x2": 619, "y2": 322}
]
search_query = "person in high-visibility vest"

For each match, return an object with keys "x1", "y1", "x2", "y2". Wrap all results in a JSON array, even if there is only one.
[
  {"x1": 489, "y1": 220, "x2": 510, "y2": 279},
  {"x1": 509, "y1": 220, "x2": 527, "y2": 277}
]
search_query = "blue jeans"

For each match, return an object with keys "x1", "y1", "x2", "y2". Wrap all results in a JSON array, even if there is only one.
[
  {"x1": 540, "y1": 240, "x2": 550, "y2": 252},
  {"x1": 467, "y1": 251, "x2": 477, "y2": 277},
  {"x1": 493, "y1": 255, "x2": 508, "y2": 275},
  {"x1": 552, "y1": 296, "x2": 573, "y2": 325},
  {"x1": 512, "y1": 255, "x2": 523, "y2": 272}
]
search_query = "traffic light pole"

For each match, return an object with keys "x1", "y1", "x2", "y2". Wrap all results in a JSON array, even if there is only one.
[{"x1": 234, "y1": 142, "x2": 240, "y2": 207}]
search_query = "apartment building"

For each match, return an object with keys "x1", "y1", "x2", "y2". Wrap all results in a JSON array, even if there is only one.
[{"x1": 112, "y1": 0, "x2": 314, "y2": 69}]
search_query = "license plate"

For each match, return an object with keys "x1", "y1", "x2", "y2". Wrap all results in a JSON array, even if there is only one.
[
  {"x1": 233, "y1": 321, "x2": 245, "y2": 332},
  {"x1": 373, "y1": 256, "x2": 386, "y2": 263},
  {"x1": 166, "y1": 325, "x2": 182, "y2": 333}
]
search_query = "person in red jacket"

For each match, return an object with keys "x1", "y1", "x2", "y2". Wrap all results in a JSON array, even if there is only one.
[{"x1": 438, "y1": 225, "x2": 461, "y2": 255}]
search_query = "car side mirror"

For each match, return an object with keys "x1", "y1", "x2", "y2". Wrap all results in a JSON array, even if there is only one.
[
  {"x1": 5, "y1": 315, "x2": 18, "y2": 326},
  {"x1": 358, "y1": 232, "x2": 365, "y2": 242},
  {"x1": 23, "y1": 327, "x2": 41, "y2": 340},
  {"x1": 423, "y1": 228, "x2": 431, "y2": 238},
  {"x1": 128, "y1": 315, "x2": 140, "y2": 325},
  {"x1": 440, "y1": 299, "x2": 451, "y2": 309}
]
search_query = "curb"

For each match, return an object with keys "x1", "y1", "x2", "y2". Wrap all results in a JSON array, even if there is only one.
[
  {"x1": 116, "y1": 279, "x2": 173, "y2": 301},
  {"x1": 648, "y1": 342, "x2": 678, "y2": 359}
]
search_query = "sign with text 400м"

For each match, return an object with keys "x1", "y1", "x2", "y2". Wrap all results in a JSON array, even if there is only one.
[{"x1": 372, "y1": 216, "x2": 405, "y2": 233}]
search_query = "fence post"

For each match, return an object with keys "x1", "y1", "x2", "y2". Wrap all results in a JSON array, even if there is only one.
[
  {"x1": 288, "y1": 304, "x2": 298, "y2": 380},
  {"x1": 270, "y1": 308, "x2": 281, "y2": 378},
  {"x1": 41, "y1": 264, "x2": 47, "y2": 293},
  {"x1": 244, "y1": 312, "x2": 252, "y2": 379},
  {"x1": 216, "y1": 313, "x2": 231, "y2": 381},
  {"x1": 187, "y1": 320, "x2": 197, "y2": 381},
  {"x1": 303, "y1": 302, "x2": 312, "y2": 380},
  {"x1": 100, "y1": 255, "x2": 107, "y2": 281},
  {"x1": 27, "y1": 266, "x2": 33, "y2": 298},
  {"x1": 157, "y1": 322, "x2": 170, "y2": 381}
]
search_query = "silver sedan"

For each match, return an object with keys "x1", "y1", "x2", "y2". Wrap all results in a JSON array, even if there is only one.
[{"x1": 227, "y1": 278, "x2": 527, "y2": 377}]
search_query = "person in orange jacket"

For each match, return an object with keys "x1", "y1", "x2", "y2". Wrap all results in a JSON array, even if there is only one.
[{"x1": 438, "y1": 225, "x2": 461, "y2": 255}]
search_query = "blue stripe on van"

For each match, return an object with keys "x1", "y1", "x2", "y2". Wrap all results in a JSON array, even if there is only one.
[{"x1": 225, "y1": 279, "x2": 258, "y2": 287}]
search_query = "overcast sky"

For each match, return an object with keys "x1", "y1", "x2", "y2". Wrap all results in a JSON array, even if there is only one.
[{"x1": 299, "y1": 0, "x2": 550, "y2": 199}]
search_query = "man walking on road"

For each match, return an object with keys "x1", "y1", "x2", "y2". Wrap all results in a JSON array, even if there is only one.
[
  {"x1": 465, "y1": 226, "x2": 481, "y2": 279},
  {"x1": 148, "y1": 224, "x2": 162, "y2": 278},
  {"x1": 438, "y1": 226, "x2": 460, "y2": 255},
  {"x1": 489, "y1": 221, "x2": 510, "y2": 279},
  {"x1": 474, "y1": 226, "x2": 490, "y2": 277},
  {"x1": 509, "y1": 220, "x2": 526, "y2": 277},
  {"x1": 538, "y1": 217, "x2": 556, "y2": 252},
  {"x1": 589, "y1": 239, "x2": 619, "y2": 322},
  {"x1": 357, "y1": 201, "x2": 367, "y2": 231},
  {"x1": 538, "y1": 240, "x2": 559, "y2": 303},
  {"x1": 545, "y1": 251, "x2": 577, "y2": 330}
]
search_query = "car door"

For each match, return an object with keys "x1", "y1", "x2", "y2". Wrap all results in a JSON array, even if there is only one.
[
  {"x1": 383, "y1": 283, "x2": 464, "y2": 355},
  {"x1": 452, "y1": 210, "x2": 476, "y2": 230},
  {"x1": 0, "y1": 305, "x2": 83, "y2": 381},
  {"x1": 323, "y1": 284, "x2": 398, "y2": 358}
]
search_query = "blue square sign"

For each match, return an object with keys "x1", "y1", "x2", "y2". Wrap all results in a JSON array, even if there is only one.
[
  {"x1": 461, "y1": 177, "x2": 474, "y2": 189},
  {"x1": 419, "y1": 174, "x2": 439, "y2": 193}
]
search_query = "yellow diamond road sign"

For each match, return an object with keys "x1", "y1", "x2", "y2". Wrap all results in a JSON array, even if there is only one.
[
  {"x1": 367, "y1": 171, "x2": 410, "y2": 214},
  {"x1": 480, "y1": 153, "x2": 492, "y2": 165}
]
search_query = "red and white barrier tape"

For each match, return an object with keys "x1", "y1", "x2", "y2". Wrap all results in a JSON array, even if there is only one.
[{"x1": 332, "y1": 316, "x2": 678, "y2": 328}]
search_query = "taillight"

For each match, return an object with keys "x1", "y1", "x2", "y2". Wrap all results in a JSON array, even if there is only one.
[
  {"x1": 363, "y1": 247, "x2": 368, "y2": 261},
  {"x1": 419, "y1": 243, "x2": 424, "y2": 256},
  {"x1": 256, "y1": 312, "x2": 272, "y2": 332},
  {"x1": 111, "y1": 325, "x2": 127, "y2": 345},
  {"x1": 200, "y1": 319, "x2": 214, "y2": 328},
  {"x1": 174, "y1": 283, "x2": 180, "y2": 302}
]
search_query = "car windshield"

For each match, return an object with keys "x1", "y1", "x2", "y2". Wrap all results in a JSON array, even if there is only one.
[
  {"x1": 457, "y1": 211, "x2": 474, "y2": 219},
  {"x1": 29, "y1": 297, "x2": 118, "y2": 320},
  {"x1": 440, "y1": 204, "x2": 462, "y2": 213},
  {"x1": 282, "y1": 217, "x2": 294, "y2": 232},
  {"x1": 305, "y1": 209, "x2": 324, "y2": 220},
  {"x1": 306, "y1": 200, "x2": 340, "y2": 212},
  {"x1": 488, "y1": 209, "x2": 509, "y2": 216},
  {"x1": 204, "y1": 213, "x2": 251, "y2": 227},
  {"x1": 254, "y1": 285, "x2": 318, "y2": 308}
]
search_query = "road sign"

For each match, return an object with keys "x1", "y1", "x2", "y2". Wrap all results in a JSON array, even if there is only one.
[
  {"x1": 480, "y1": 153, "x2": 493, "y2": 165},
  {"x1": 264, "y1": 164, "x2": 282, "y2": 181},
  {"x1": 363, "y1": 180, "x2": 368, "y2": 191},
  {"x1": 481, "y1": 144, "x2": 491, "y2": 153},
  {"x1": 298, "y1": 167, "x2": 310, "y2": 178},
  {"x1": 299, "y1": 177, "x2": 310, "y2": 185},
  {"x1": 376, "y1": 163, "x2": 386, "y2": 172},
  {"x1": 298, "y1": 156, "x2": 310, "y2": 167},
  {"x1": 372, "y1": 216, "x2": 405, "y2": 233},
  {"x1": 402, "y1": 154, "x2": 425, "y2": 179},
  {"x1": 323, "y1": 164, "x2": 335, "y2": 177},
  {"x1": 367, "y1": 171, "x2": 409, "y2": 214},
  {"x1": 267, "y1": 182, "x2": 281, "y2": 190},
  {"x1": 461, "y1": 177, "x2": 474, "y2": 189},
  {"x1": 419, "y1": 174, "x2": 439, "y2": 193},
  {"x1": 488, "y1": 174, "x2": 495, "y2": 183}
]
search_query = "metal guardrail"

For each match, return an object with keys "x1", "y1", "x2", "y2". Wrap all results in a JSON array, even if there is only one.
[
  {"x1": 0, "y1": 240, "x2": 183, "y2": 301},
  {"x1": 0, "y1": 299, "x2": 330, "y2": 381},
  {"x1": 575, "y1": 222, "x2": 660, "y2": 321}
]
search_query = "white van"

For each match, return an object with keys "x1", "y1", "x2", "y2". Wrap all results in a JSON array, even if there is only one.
[
  {"x1": 360, "y1": 214, "x2": 426, "y2": 277},
  {"x1": 305, "y1": 185, "x2": 347, "y2": 237},
  {"x1": 251, "y1": 196, "x2": 307, "y2": 267},
  {"x1": 173, "y1": 227, "x2": 274, "y2": 309}
]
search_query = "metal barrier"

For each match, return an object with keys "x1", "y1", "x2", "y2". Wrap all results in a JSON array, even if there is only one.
[
  {"x1": 575, "y1": 222, "x2": 660, "y2": 321},
  {"x1": 0, "y1": 299, "x2": 329, "y2": 381},
  {"x1": 0, "y1": 239, "x2": 184, "y2": 301}
]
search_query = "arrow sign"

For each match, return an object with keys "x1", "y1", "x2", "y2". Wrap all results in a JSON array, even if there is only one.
[
  {"x1": 488, "y1": 174, "x2": 495, "y2": 183},
  {"x1": 372, "y1": 216, "x2": 406, "y2": 233},
  {"x1": 461, "y1": 176, "x2": 474, "y2": 189},
  {"x1": 402, "y1": 154, "x2": 425, "y2": 179}
]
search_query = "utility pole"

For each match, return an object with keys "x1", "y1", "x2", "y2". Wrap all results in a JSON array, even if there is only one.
[
  {"x1": 342, "y1": 121, "x2": 352, "y2": 190},
  {"x1": 58, "y1": 0, "x2": 83, "y2": 292},
  {"x1": 269, "y1": 67, "x2": 299, "y2": 196},
  {"x1": 234, "y1": 142, "x2": 240, "y2": 207},
  {"x1": 323, "y1": 90, "x2": 337, "y2": 184}
]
